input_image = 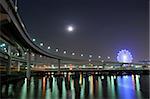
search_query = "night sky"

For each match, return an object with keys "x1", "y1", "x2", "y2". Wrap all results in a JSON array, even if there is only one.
[{"x1": 18, "y1": 0, "x2": 149, "y2": 62}]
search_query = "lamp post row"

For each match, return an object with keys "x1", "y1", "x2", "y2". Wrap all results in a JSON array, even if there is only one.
[{"x1": 33, "y1": 39, "x2": 111, "y2": 60}]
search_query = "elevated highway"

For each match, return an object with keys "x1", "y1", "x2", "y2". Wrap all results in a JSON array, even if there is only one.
[{"x1": 0, "y1": 0, "x2": 149, "y2": 78}]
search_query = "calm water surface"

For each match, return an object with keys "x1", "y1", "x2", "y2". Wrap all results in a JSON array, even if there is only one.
[{"x1": 0, "y1": 74, "x2": 148, "y2": 99}]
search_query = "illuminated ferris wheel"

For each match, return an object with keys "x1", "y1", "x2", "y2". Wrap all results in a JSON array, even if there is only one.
[{"x1": 117, "y1": 49, "x2": 133, "y2": 63}]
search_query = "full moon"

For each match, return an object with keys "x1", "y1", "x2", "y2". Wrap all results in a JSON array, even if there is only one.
[{"x1": 67, "y1": 25, "x2": 74, "y2": 32}]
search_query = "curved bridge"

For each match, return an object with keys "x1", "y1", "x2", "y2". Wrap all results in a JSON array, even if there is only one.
[{"x1": 0, "y1": 0, "x2": 149, "y2": 78}]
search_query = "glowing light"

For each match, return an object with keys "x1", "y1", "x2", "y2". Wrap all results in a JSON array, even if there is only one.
[
  {"x1": 63, "y1": 50, "x2": 66, "y2": 54},
  {"x1": 79, "y1": 74, "x2": 82, "y2": 85},
  {"x1": 89, "y1": 55, "x2": 92, "y2": 58},
  {"x1": 16, "y1": 53, "x2": 19, "y2": 56},
  {"x1": 83, "y1": 65, "x2": 86, "y2": 68},
  {"x1": 51, "y1": 64, "x2": 54, "y2": 68},
  {"x1": 101, "y1": 76, "x2": 104, "y2": 79},
  {"x1": 89, "y1": 59, "x2": 91, "y2": 62},
  {"x1": 89, "y1": 76, "x2": 94, "y2": 96},
  {"x1": 117, "y1": 49, "x2": 133, "y2": 63},
  {"x1": 64, "y1": 64, "x2": 67, "y2": 67},
  {"x1": 81, "y1": 54, "x2": 83, "y2": 57},
  {"x1": 56, "y1": 48, "x2": 59, "y2": 52},
  {"x1": 32, "y1": 39, "x2": 36, "y2": 42},
  {"x1": 99, "y1": 66, "x2": 103, "y2": 68},
  {"x1": 101, "y1": 60, "x2": 104, "y2": 63},
  {"x1": 47, "y1": 46, "x2": 51, "y2": 49},
  {"x1": 107, "y1": 56, "x2": 110, "y2": 59},
  {"x1": 72, "y1": 53, "x2": 75, "y2": 55},
  {"x1": 32, "y1": 53, "x2": 35, "y2": 56},
  {"x1": 135, "y1": 65, "x2": 142, "y2": 68},
  {"x1": 67, "y1": 25, "x2": 74, "y2": 32},
  {"x1": 98, "y1": 56, "x2": 101, "y2": 58},
  {"x1": 1, "y1": 43, "x2": 6, "y2": 47},
  {"x1": 40, "y1": 43, "x2": 43, "y2": 46}
]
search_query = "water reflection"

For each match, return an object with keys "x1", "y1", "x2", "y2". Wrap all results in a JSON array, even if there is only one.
[
  {"x1": 84, "y1": 75, "x2": 89, "y2": 98},
  {"x1": 0, "y1": 74, "x2": 147, "y2": 99}
]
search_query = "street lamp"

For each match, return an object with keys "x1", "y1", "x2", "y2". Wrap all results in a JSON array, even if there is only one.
[
  {"x1": 64, "y1": 64, "x2": 67, "y2": 67},
  {"x1": 1, "y1": 43, "x2": 6, "y2": 47},
  {"x1": 32, "y1": 39, "x2": 36, "y2": 42},
  {"x1": 16, "y1": 52, "x2": 19, "y2": 56},
  {"x1": 40, "y1": 43, "x2": 44, "y2": 46},
  {"x1": 107, "y1": 56, "x2": 110, "y2": 59},
  {"x1": 98, "y1": 56, "x2": 101, "y2": 59},
  {"x1": 63, "y1": 50, "x2": 66, "y2": 54},
  {"x1": 89, "y1": 55, "x2": 92, "y2": 58},
  {"x1": 72, "y1": 53, "x2": 75, "y2": 55},
  {"x1": 47, "y1": 46, "x2": 51, "y2": 49},
  {"x1": 81, "y1": 54, "x2": 83, "y2": 57},
  {"x1": 56, "y1": 48, "x2": 59, "y2": 52},
  {"x1": 89, "y1": 59, "x2": 91, "y2": 62}
]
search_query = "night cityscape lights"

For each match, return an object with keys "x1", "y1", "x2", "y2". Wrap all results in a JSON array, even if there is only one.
[
  {"x1": 117, "y1": 49, "x2": 133, "y2": 63},
  {"x1": 0, "y1": 1, "x2": 149, "y2": 99}
]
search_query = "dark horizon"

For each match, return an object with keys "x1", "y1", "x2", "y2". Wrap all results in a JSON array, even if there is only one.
[{"x1": 18, "y1": 0, "x2": 149, "y2": 62}]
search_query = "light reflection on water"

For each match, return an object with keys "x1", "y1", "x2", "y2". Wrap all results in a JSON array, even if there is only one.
[{"x1": 0, "y1": 74, "x2": 146, "y2": 99}]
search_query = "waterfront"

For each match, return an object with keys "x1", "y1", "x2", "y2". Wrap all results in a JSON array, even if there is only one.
[
  {"x1": 0, "y1": 0, "x2": 149, "y2": 99},
  {"x1": 0, "y1": 74, "x2": 149, "y2": 99}
]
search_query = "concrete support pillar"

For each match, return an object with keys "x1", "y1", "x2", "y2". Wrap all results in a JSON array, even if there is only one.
[
  {"x1": 26, "y1": 50, "x2": 31, "y2": 79},
  {"x1": 102, "y1": 64, "x2": 105, "y2": 69},
  {"x1": 58, "y1": 59, "x2": 61, "y2": 74},
  {"x1": 76, "y1": 64, "x2": 79, "y2": 69},
  {"x1": 7, "y1": 56, "x2": 11, "y2": 74},
  {"x1": 7, "y1": 45, "x2": 11, "y2": 74},
  {"x1": 17, "y1": 61, "x2": 20, "y2": 72},
  {"x1": 34, "y1": 54, "x2": 37, "y2": 67}
]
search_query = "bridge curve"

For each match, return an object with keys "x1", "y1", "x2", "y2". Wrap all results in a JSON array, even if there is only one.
[{"x1": 0, "y1": 0, "x2": 87, "y2": 62}]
